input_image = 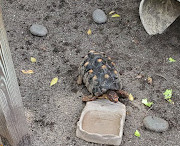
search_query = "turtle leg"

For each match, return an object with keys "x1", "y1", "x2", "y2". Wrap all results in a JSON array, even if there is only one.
[
  {"x1": 77, "y1": 75, "x2": 82, "y2": 85},
  {"x1": 82, "y1": 95, "x2": 97, "y2": 102},
  {"x1": 116, "y1": 90, "x2": 129, "y2": 98},
  {"x1": 97, "y1": 94, "x2": 108, "y2": 99}
]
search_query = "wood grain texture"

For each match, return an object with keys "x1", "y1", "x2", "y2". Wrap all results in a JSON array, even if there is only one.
[{"x1": 0, "y1": 2, "x2": 30, "y2": 146}]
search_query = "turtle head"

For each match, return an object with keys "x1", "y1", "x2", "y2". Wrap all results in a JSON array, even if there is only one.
[{"x1": 107, "y1": 90, "x2": 119, "y2": 103}]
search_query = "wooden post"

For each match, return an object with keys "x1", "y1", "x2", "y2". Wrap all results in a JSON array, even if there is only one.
[{"x1": 0, "y1": 2, "x2": 30, "y2": 146}]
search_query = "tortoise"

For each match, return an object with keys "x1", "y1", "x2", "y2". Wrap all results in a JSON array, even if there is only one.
[{"x1": 77, "y1": 50, "x2": 129, "y2": 103}]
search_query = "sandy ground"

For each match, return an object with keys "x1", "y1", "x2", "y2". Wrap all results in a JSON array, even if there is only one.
[{"x1": 2, "y1": 0, "x2": 180, "y2": 146}]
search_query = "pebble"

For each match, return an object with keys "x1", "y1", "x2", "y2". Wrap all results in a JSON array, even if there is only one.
[
  {"x1": 92, "y1": 9, "x2": 107, "y2": 24},
  {"x1": 30, "y1": 24, "x2": 48, "y2": 37},
  {"x1": 143, "y1": 116, "x2": 169, "y2": 132}
]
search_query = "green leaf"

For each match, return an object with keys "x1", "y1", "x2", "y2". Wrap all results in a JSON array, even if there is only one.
[
  {"x1": 111, "y1": 14, "x2": 120, "y2": 17},
  {"x1": 163, "y1": 89, "x2": 172, "y2": 100},
  {"x1": 168, "y1": 57, "x2": 176, "y2": 62},
  {"x1": 168, "y1": 99, "x2": 174, "y2": 104},
  {"x1": 163, "y1": 89, "x2": 174, "y2": 104},
  {"x1": 142, "y1": 98, "x2": 153, "y2": 107},
  {"x1": 134, "y1": 130, "x2": 140, "y2": 137}
]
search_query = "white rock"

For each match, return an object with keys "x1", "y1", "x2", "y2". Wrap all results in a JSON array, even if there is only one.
[{"x1": 76, "y1": 99, "x2": 126, "y2": 145}]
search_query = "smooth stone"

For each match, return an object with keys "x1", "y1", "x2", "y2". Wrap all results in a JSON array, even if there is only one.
[
  {"x1": 30, "y1": 24, "x2": 48, "y2": 37},
  {"x1": 92, "y1": 9, "x2": 107, "y2": 24},
  {"x1": 76, "y1": 99, "x2": 126, "y2": 145},
  {"x1": 143, "y1": 116, "x2": 169, "y2": 132}
]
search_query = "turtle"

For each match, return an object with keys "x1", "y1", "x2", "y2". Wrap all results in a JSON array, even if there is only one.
[{"x1": 77, "y1": 50, "x2": 129, "y2": 103}]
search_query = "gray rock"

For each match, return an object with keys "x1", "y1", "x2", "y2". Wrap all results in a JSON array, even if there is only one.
[
  {"x1": 30, "y1": 24, "x2": 48, "y2": 37},
  {"x1": 143, "y1": 116, "x2": 169, "y2": 132},
  {"x1": 92, "y1": 9, "x2": 107, "y2": 24}
]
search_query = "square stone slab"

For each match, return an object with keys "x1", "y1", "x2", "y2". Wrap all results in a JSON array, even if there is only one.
[{"x1": 76, "y1": 99, "x2": 126, "y2": 145}]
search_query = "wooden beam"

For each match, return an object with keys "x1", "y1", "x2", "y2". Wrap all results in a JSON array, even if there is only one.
[{"x1": 0, "y1": 2, "x2": 30, "y2": 146}]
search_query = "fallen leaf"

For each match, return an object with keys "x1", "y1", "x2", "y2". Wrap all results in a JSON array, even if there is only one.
[
  {"x1": 87, "y1": 29, "x2": 92, "y2": 35},
  {"x1": 132, "y1": 39, "x2": 139, "y2": 44},
  {"x1": 163, "y1": 89, "x2": 172, "y2": 100},
  {"x1": 31, "y1": 57, "x2": 36, "y2": 63},
  {"x1": 109, "y1": 11, "x2": 115, "y2": 15},
  {"x1": 128, "y1": 93, "x2": 134, "y2": 101},
  {"x1": 163, "y1": 89, "x2": 174, "y2": 104},
  {"x1": 147, "y1": 77, "x2": 152, "y2": 85},
  {"x1": 142, "y1": 98, "x2": 153, "y2": 107},
  {"x1": 111, "y1": 14, "x2": 120, "y2": 17},
  {"x1": 134, "y1": 130, "x2": 140, "y2": 137},
  {"x1": 168, "y1": 57, "x2": 176, "y2": 63},
  {"x1": 22, "y1": 70, "x2": 34, "y2": 74},
  {"x1": 167, "y1": 99, "x2": 174, "y2": 104},
  {"x1": 50, "y1": 77, "x2": 58, "y2": 87}
]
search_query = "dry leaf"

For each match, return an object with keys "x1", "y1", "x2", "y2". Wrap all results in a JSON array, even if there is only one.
[
  {"x1": 109, "y1": 11, "x2": 115, "y2": 15},
  {"x1": 50, "y1": 77, "x2": 58, "y2": 87},
  {"x1": 135, "y1": 75, "x2": 143, "y2": 79},
  {"x1": 147, "y1": 77, "x2": 152, "y2": 85},
  {"x1": 132, "y1": 39, "x2": 139, "y2": 44},
  {"x1": 128, "y1": 93, "x2": 134, "y2": 101},
  {"x1": 87, "y1": 29, "x2": 92, "y2": 35},
  {"x1": 111, "y1": 14, "x2": 120, "y2": 17},
  {"x1": 22, "y1": 70, "x2": 34, "y2": 74},
  {"x1": 31, "y1": 57, "x2": 36, "y2": 63}
]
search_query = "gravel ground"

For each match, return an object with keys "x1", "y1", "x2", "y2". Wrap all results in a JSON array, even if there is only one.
[{"x1": 2, "y1": 0, "x2": 180, "y2": 146}]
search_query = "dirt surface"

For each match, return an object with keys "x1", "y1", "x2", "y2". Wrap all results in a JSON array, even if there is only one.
[{"x1": 2, "y1": 0, "x2": 180, "y2": 146}]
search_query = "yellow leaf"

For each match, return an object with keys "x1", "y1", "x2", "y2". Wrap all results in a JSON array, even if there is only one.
[
  {"x1": 50, "y1": 77, "x2": 58, "y2": 87},
  {"x1": 31, "y1": 57, "x2": 36, "y2": 63},
  {"x1": 128, "y1": 93, "x2": 134, "y2": 101},
  {"x1": 109, "y1": 11, "x2": 115, "y2": 15},
  {"x1": 87, "y1": 29, "x2": 92, "y2": 35},
  {"x1": 22, "y1": 70, "x2": 34, "y2": 74},
  {"x1": 111, "y1": 14, "x2": 120, "y2": 18},
  {"x1": 147, "y1": 77, "x2": 152, "y2": 85}
]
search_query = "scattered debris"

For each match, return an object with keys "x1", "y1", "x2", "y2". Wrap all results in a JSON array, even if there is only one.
[
  {"x1": 87, "y1": 29, "x2": 92, "y2": 35},
  {"x1": 50, "y1": 77, "x2": 58, "y2": 87},
  {"x1": 111, "y1": 14, "x2": 120, "y2": 17},
  {"x1": 109, "y1": 11, "x2": 115, "y2": 15},
  {"x1": 135, "y1": 74, "x2": 143, "y2": 79},
  {"x1": 31, "y1": 57, "x2": 37, "y2": 63},
  {"x1": 22, "y1": 70, "x2": 34, "y2": 74},
  {"x1": 147, "y1": 77, "x2": 152, "y2": 85},
  {"x1": 163, "y1": 89, "x2": 174, "y2": 104},
  {"x1": 128, "y1": 93, "x2": 134, "y2": 101},
  {"x1": 134, "y1": 130, "x2": 140, "y2": 137},
  {"x1": 168, "y1": 57, "x2": 176, "y2": 62},
  {"x1": 132, "y1": 38, "x2": 139, "y2": 44},
  {"x1": 142, "y1": 98, "x2": 153, "y2": 107}
]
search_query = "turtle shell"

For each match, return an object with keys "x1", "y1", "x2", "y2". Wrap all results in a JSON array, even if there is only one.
[{"x1": 78, "y1": 51, "x2": 121, "y2": 96}]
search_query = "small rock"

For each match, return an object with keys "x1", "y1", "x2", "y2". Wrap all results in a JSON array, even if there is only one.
[
  {"x1": 30, "y1": 24, "x2": 48, "y2": 37},
  {"x1": 143, "y1": 116, "x2": 169, "y2": 132},
  {"x1": 92, "y1": 9, "x2": 107, "y2": 24}
]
